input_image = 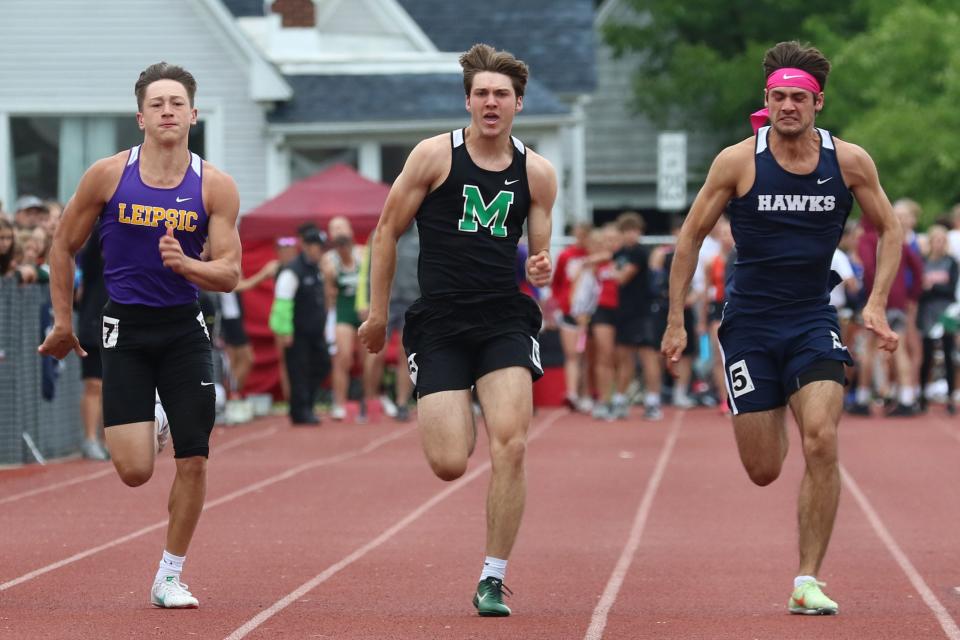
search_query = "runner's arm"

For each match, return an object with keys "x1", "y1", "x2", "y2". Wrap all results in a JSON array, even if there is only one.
[
  {"x1": 843, "y1": 144, "x2": 901, "y2": 310},
  {"x1": 171, "y1": 166, "x2": 241, "y2": 292},
  {"x1": 366, "y1": 138, "x2": 441, "y2": 321},
  {"x1": 46, "y1": 158, "x2": 117, "y2": 331},
  {"x1": 525, "y1": 151, "x2": 557, "y2": 287},
  {"x1": 840, "y1": 140, "x2": 901, "y2": 351},
  {"x1": 666, "y1": 148, "x2": 738, "y2": 329}
]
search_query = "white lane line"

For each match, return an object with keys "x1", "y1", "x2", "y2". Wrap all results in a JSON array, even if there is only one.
[
  {"x1": 583, "y1": 412, "x2": 683, "y2": 640},
  {"x1": 0, "y1": 425, "x2": 279, "y2": 506},
  {"x1": 0, "y1": 426, "x2": 414, "y2": 592},
  {"x1": 224, "y1": 408, "x2": 567, "y2": 640},
  {"x1": 0, "y1": 467, "x2": 114, "y2": 506},
  {"x1": 841, "y1": 464, "x2": 960, "y2": 640}
]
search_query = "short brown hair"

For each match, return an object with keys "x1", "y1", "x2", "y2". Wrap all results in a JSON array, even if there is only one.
[
  {"x1": 616, "y1": 211, "x2": 645, "y2": 233},
  {"x1": 460, "y1": 43, "x2": 529, "y2": 98},
  {"x1": 135, "y1": 62, "x2": 197, "y2": 111},
  {"x1": 763, "y1": 42, "x2": 830, "y2": 91}
]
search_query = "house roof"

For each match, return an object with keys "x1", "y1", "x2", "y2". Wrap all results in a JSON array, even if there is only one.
[
  {"x1": 395, "y1": 0, "x2": 596, "y2": 95},
  {"x1": 220, "y1": 0, "x2": 596, "y2": 96},
  {"x1": 220, "y1": 0, "x2": 264, "y2": 17},
  {"x1": 267, "y1": 73, "x2": 569, "y2": 124}
]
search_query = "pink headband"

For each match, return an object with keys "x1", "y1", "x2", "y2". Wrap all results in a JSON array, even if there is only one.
[{"x1": 750, "y1": 68, "x2": 823, "y2": 132}]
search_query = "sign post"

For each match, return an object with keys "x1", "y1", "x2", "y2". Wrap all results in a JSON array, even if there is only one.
[{"x1": 657, "y1": 132, "x2": 687, "y2": 211}]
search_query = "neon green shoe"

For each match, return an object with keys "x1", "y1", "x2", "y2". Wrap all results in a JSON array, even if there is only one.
[
  {"x1": 789, "y1": 580, "x2": 838, "y2": 615},
  {"x1": 473, "y1": 577, "x2": 512, "y2": 617}
]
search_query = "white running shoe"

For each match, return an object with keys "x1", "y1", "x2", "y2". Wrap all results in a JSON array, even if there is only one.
[
  {"x1": 155, "y1": 399, "x2": 170, "y2": 454},
  {"x1": 379, "y1": 394, "x2": 398, "y2": 418},
  {"x1": 330, "y1": 405, "x2": 346, "y2": 421},
  {"x1": 151, "y1": 575, "x2": 199, "y2": 608}
]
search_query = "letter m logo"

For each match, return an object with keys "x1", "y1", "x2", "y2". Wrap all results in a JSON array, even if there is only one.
[{"x1": 458, "y1": 185, "x2": 513, "y2": 238}]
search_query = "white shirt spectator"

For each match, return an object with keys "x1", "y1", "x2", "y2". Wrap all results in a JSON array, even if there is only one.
[{"x1": 829, "y1": 248, "x2": 855, "y2": 308}]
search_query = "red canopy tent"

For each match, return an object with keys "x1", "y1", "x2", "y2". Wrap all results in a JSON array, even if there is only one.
[
  {"x1": 237, "y1": 164, "x2": 390, "y2": 397},
  {"x1": 239, "y1": 163, "x2": 389, "y2": 243}
]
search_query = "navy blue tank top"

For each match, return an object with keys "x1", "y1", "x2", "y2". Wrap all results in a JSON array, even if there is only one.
[
  {"x1": 100, "y1": 145, "x2": 209, "y2": 306},
  {"x1": 725, "y1": 127, "x2": 853, "y2": 315}
]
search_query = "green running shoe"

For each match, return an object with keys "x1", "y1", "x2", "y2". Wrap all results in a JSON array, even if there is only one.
[
  {"x1": 473, "y1": 577, "x2": 512, "y2": 617},
  {"x1": 789, "y1": 580, "x2": 838, "y2": 615}
]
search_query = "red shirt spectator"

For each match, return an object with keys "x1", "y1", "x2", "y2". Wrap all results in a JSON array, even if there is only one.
[
  {"x1": 596, "y1": 260, "x2": 619, "y2": 309},
  {"x1": 858, "y1": 218, "x2": 923, "y2": 311},
  {"x1": 552, "y1": 243, "x2": 588, "y2": 316}
]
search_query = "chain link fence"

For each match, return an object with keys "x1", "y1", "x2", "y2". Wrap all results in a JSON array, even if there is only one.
[{"x1": 0, "y1": 280, "x2": 83, "y2": 465}]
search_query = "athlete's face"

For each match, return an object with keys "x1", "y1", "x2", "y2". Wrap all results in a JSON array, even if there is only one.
[
  {"x1": 765, "y1": 87, "x2": 822, "y2": 137},
  {"x1": 466, "y1": 72, "x2": 523, "y2": 138},
  {"x1": 137, "y1": 79, "x2": 197, "y2": 143}
]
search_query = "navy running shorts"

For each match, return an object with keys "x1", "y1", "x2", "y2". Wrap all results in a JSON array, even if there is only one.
[{"x1": 717, "y1": 304, "x2": 853, "y2": 415}]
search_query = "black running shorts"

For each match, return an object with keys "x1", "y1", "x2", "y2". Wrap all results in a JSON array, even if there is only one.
[
  {"x1": 402, "y1": 293, "x2": 544, "y2": 397},
  {"x1": 100, "y1": 300, "x2": 215, "y2": 458}
]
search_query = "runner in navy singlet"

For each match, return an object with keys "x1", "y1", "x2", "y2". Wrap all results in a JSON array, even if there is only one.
[
  {"x1": 661, "y1": 42, "x2": 902, "y2": 615},
  {"x1": 358, "y1": 44, "x2": 557, "y2": 617},
  {"x1": 39, "y1": 62, "x2": 241, "y2": 609}
]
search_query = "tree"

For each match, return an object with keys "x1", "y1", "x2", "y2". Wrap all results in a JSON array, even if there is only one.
[{"x1": 605, "y1": 0, "x2": 960, "y2": 220}]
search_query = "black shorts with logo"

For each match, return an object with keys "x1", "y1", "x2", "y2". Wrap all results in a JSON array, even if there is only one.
[
  {"x1": 402, "y1": 293, "x2": 544, "y2": 397},
  {"x1": 100, "y1": 300, "x2": 215, "y2": 458}
]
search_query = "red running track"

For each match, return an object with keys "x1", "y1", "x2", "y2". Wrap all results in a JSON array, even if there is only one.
[{"x1": 2, "y1": 406, "x2": 960, "y2": 639}]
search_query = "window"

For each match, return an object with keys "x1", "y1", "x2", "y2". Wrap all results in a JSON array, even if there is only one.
[
  {"x1": 11, "y1": 116, "x2": 205, "y2": 203},
  {"x1": 380, "y1": 144, "x2": 415, "y2": 185},
  {"x1": 289, "y1": 147, "x2": 358, "y2": 182}
]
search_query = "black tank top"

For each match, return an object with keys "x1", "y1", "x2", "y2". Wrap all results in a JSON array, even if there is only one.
[{"x1": 415, "y1": 128, "x2": 531, "y2": 302}]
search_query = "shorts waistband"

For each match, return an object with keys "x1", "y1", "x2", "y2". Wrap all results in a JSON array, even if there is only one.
[{"x1": 104, "y1": 299, "x2": 202, "y2": 323}]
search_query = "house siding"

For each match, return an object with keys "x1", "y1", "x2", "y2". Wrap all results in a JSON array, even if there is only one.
[
  {"x1": 586, "y1": 0, "x2": 718, "y2": 212},
  {"x1": 0, "y1": 0, "x2": 271, "y2": 214}
]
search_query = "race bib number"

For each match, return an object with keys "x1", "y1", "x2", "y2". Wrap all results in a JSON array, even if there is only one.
[
  {"x1": 102, "y1": 316, "x2": 120, "y2": 349},
  {"x1": 728, "y1": 359, "x2": 755, "y2": 398}
]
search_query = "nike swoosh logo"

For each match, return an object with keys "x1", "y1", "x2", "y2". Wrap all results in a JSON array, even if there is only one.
[
  {"x1": 782, "y1": 74, "x2": 804, "y2": 80},
  {"x1": 175, "y1": 196, "x2": 192, "y2": 203},
  {"x1": 817, "y1": 177, "x2": 833, "y2": 185},
  {"x1": 477, "y1": 593, "x2": 487, "y2": 602},
  {"x1": 200, "y1": 381, "x2": 214, "y2": 386},
  {"x1": 504, "y1": 179, "x2": 519, "y2": 185}
]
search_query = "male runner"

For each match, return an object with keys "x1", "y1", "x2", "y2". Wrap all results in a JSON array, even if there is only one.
[
  {"x1": 661, "y1": 41, "x2": 901, "y2": 615},
  {"x1": 358, "y1": 43, "x2": 556, "y2": 616},
  {"x1": 39, "y1": 62, "x2": 241, "y2": 608}
]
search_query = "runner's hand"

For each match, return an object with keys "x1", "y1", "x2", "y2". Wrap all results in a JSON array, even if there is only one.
[
  {"x1": 358, "y1": 316, "x2": 387, "y2": 354},
  {"x1": 38, "y1": 324, "x2": 86, "y2": 360},
  {"x1": 160, "y1": 226, "x2": 188, "y2": 274},
  {"x1": 862, "y1": 302, "x2": 899, "y2": 353},
  {"x1": 526, "y1": 250, "x2": 552, "y2": 288},
  {"x1": 660, "y1": 322, "x2": 687, "y2": 377}
]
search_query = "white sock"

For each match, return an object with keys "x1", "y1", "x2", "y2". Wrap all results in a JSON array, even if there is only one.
[
  {"x1": 644, "y1": 392, "x2": 660, "y2": 407},
  {"x1": 855, "y1": 387, "x2": 871, "y2": 404},
  {"x1": 480, "y1": 556, "x2": 507, "y2": 582},
  {"x1": 612, "y1": 393, "x2": 626, "y2": 405},
  {"x1": 899, "y1": 386, "x2": 915, "y2": 405},
  {"x1": 794, "y1": 574, "x2": 817, "y2": 589},
  {"x1": 155, "y1": 550, "x2": 185, "y2": 583}
]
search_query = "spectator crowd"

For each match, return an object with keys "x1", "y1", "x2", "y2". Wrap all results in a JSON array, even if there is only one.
[{"x1": 4, "y1": 192, "x2": 960, "y2": 463}]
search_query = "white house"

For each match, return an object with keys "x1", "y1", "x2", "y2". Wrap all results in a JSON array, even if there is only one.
[{"x1": 0, "y1": 0, "x2": 596, "y2": 239}]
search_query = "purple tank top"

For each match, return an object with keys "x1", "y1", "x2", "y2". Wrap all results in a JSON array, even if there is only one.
[{"x1": 100, "y1": 145, "x2": 209, "y2": 306}]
